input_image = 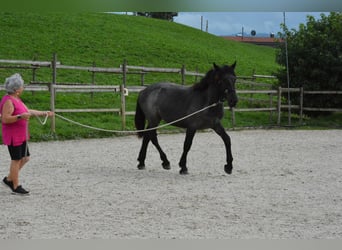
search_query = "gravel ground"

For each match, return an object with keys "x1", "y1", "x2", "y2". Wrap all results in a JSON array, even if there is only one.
[{"x1": 1, "y1": 129, "x2": 342, "y2": 239}]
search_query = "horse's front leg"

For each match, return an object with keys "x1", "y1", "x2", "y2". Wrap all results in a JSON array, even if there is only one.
[
  {"x1": 179, "y1": 128, "x2": 196, "y2": 175},
  {"x1": 212, "y1": 123, "x2": 233, "y2": 174}
]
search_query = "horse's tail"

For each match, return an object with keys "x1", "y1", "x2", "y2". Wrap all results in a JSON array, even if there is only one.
[{"x1": 135, "y1": 100, "x2": 145, "y2": 138}]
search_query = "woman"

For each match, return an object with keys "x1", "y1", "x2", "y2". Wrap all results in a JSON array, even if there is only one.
[{"x1": 1, "y1": 73, "x2": 54, "y2": 195}]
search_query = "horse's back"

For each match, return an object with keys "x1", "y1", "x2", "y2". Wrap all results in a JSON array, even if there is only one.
[
  {"x1": 138, "y1": 82, "x2": 188, "y2": 103},
  {"x1": 141, "y1": 82, "x2": 187, "y2": 93}
]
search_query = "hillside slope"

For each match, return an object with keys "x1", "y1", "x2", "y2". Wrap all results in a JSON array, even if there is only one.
[{"x1": 0, "y1": 12, "x2": 278, "y2": 79}]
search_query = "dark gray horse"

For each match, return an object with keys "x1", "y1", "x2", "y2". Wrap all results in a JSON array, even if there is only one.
[{"x1": 134, "y1": 62, "x2": 238, "y2": 174}]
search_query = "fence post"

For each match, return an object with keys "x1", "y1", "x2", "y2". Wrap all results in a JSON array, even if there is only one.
[
  {"x1": 90, "y1": 61, "x2": 96, "y2": 101},
  {"x1": 50, "y1": 53, "x2": 57, "y2": 133},
  {"x1": 231, "y1": 108, "x2": 235, "y2": 128},
  {"x1": 277, "y1": 86, "x2": 282, "y2": 125},
  {"x1": 32, "y1": 67, "x2": 37, "y2": 83},
  {"x1": 141, "y1": 72, "x2": 145, "y2": 86},
  {"x1": 91, "y1": 61, "x2": 96, "y2": 84},
  {"x1": 120, "y1": 84, "x2": 126, "y2": 130},
  {"x1": 269, "y1": 90, "x2": 273, "y2": 123},
  {"x1": 250, "y1": 70, "x2": 256, "y2": 106},
  {"x1": 299, "y1": 87, "x2": 304, "y2": 124},
  {"x1": 195, "y1": 66, "x2": 199, "y2": 83},
  {"x1": 181, "y1": 64, "x2": 185, "y2": 85},
  {"x1": 122, "y1": 59, "x2": 127, "y2": 87}
]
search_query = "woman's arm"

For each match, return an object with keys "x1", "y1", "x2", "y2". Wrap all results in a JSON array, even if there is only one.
[
  {"x1": 1, "y1": 100, "x2": 31, "y2": 124},
  {"x1": 29, "y1": 110, "x2": 54, "y2": 117}
]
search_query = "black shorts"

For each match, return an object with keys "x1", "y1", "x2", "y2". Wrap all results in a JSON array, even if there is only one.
[{"x1": 7, "y1": 142, "x2": 30, "y2": 160}]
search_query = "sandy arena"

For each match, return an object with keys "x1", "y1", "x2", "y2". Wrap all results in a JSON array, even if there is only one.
[{"x1": 1, "y1": 129, "x2": 341, "y2": 239}]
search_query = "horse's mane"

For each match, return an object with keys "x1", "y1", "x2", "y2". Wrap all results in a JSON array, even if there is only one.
[{"x1": 192, "y1": 68, "x2": 215, "y2": 91}]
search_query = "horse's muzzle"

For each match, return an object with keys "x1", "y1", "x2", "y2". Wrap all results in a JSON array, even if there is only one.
[{"x1": 227, "y1": 92, "x2": 238, "y2": 108}]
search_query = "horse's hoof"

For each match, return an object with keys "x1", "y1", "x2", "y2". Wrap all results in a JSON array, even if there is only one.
[
  {"x1": 224, "y1": 164, "x2": 233, "y2": 174},
  {"x1": 137, "y1": 164, "x2": 145, "y2": 170},
  {"x1": 162, "y1": 162, "x2": 171, "y2": 170},
  {"x1": 179, "y1": 168, "x2": 188, "y2": 175}
]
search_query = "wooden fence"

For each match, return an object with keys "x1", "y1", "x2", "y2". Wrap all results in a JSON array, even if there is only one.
[{"x1": 1, "y1": 55, "x2": 341, "y2": 132}]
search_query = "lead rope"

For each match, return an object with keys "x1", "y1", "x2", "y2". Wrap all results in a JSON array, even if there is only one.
[
  {"x1": 34, "y1": 112, "x2": 49, "y2": 125},
  {"x1": 22, "y1": 103, "x2": 219, "y2": 156},
  {"x1": 54, "y1": 102, "x2": 220, "y2": 134}
]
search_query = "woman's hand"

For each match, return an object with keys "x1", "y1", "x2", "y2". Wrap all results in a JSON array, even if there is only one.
[
  {"x1": 46, "y1": 111, "x2": 54, "y2": 117},
  {"x1": 20, "y1": 112, "x2": 31, "y2": 120}
]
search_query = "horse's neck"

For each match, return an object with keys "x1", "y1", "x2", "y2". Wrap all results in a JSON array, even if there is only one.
[
  {"x1": 191, "y1": 79, "x2": 220, "y2": 105},
  {"x1": 206, "y1": 84, "x2": 220, "y2": 104}
]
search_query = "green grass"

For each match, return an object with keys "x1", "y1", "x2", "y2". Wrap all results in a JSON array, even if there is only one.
[
  {"x1": 0, "y1": 13, "x2": 278, "y2": 79},
  {"x1": 0, "y1": 13, "x2": 340, "y2": 141}
]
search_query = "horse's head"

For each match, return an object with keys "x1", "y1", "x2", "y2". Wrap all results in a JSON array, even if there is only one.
[{"x1": 213, "y1": 62, "x2": 238, "y2": 108}]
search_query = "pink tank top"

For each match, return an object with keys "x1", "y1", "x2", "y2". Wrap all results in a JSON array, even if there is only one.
[{"x1": 0, "y1": 95, "x2": 29, "y2": 146}]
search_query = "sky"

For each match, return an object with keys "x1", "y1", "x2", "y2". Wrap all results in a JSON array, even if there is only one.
[{"x1": 173, "y1": 12, "x2": 328, "y2": 36}]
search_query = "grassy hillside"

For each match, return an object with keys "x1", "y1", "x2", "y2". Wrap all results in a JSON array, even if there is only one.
[
  {"x1": 0, "y1": 12, "x2": 284, "y2": 140},
  {"x1": 0, "y1": 13, "x2": 278, "y2": 77}
]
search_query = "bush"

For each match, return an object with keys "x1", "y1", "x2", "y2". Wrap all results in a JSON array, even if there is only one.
[{"x1": 276, "y1": 12, "x2": 342, "y2": 116}]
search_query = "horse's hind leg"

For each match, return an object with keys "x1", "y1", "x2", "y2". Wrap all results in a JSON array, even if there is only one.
[
  {"x1": 150, "y1": 130, "x2": 170, "y2": 170},
  {"x1": 137, "y1": 133, "x2": 150, "y2": 169},
  {"x1": 179, "y1": 129, "x2": 196, "y2": 175}
]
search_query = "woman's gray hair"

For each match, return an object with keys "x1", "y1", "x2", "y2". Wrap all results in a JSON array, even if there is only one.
[{"x1": 4, "y1": 73, "x2": 24, "y2": 94}]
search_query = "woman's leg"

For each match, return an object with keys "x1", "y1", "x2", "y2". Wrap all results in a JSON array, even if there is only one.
[
  {"x1": 8, "y1": 160, "x2": 20, "y2": 189},
  {"x1": 7, "y1": 141, "x2": 30, "y2": 189},
  {"x1": 19, "y1": 156, "x2": 30, "y2": 170},
  {"x1": 8, "y1": 157, "x2": 30, "y2": 190}
]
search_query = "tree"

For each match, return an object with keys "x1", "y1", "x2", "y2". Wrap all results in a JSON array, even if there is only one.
[
  {"x1": 136, "y1": 12, "x2": 178, "y2": 21},
  {"x1": 276, "y1": 12, "x2": 342, "y2": 116}
]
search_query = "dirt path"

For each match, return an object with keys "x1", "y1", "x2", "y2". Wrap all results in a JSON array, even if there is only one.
[{"x1": 1, "y1": 130, "x2": 341, "y2": 239}]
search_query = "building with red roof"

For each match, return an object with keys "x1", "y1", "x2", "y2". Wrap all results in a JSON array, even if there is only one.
[{"x1": 221, "y1": 35, "x2": 283, "y2": 48}]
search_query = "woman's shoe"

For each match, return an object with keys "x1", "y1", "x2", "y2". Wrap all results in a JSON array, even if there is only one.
[
  {"x1": 12, "y1": 185, "x2": 30, "y2": 195},
  {"x1": 2, "y1": 176, "x2": 14, "y2": 191}
]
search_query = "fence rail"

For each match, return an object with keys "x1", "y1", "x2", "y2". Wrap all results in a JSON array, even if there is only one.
[{"x1": 1, "y1": 55, "x2": 341, "y2": 132}]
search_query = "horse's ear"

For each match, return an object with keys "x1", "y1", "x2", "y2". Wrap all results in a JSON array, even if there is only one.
[
  {"x1": 231, "y1": 61, "x2": 237, "y2": 69},
  {"x1": 213, "y1": 63, "x2": 220, "y2": 70}
]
